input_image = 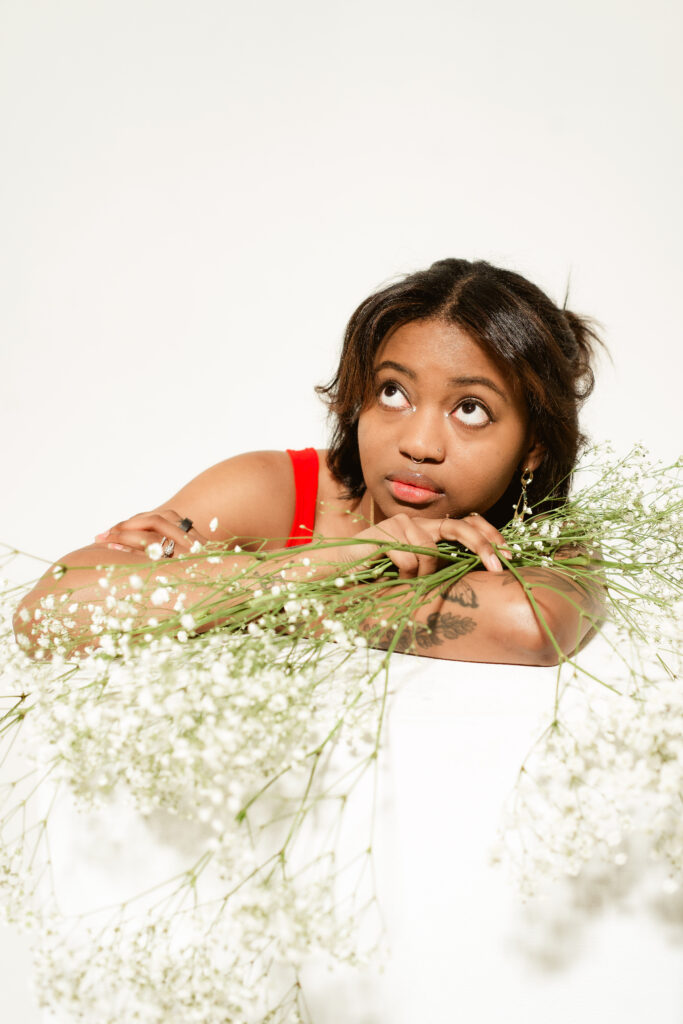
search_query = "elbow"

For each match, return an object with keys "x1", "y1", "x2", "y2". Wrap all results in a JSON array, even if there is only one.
[
  {"x1": 518, "y1": 608, "x2": 565, "y2": 667},
  {"x1": 530, "y1": 640, "x2": 563, "y2": 667},
  {"x1": 522, "y1": 608, "x2": 590, "y2": 667},
  {"x1": 522, "y1": 626, "x2": 563, "y2": 667}
]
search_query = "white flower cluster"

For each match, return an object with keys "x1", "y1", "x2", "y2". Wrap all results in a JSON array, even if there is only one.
[
  {"x1": 0, "y1": 570, "x2": 386, "y2": 1021},
  {"x1": 33, "y1": 870, "x2": 361, "y2": 1024},
  {"x1": 503, "y1": 447, "x2": 682, "y2": 648},
  {"x1": 0, "y1": 443, "x2": 680, "y2": 1016},
  {"x1": 493, "y1": 668, "x2": 683, "y2": 899},
  {"x1": 0, "y1": 840, "x2": 30, "y2": 927},
  {"x1": 26, "y1": 631, "x2": 379, "y2": 829}
]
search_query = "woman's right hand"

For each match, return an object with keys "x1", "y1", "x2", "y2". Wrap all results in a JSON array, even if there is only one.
[
  {"x1": 322, "y1": 512, "x2": 511, "y2": 579},
  {"x1": 94, "y1": 509, "x2": 209, "y2": 558}
]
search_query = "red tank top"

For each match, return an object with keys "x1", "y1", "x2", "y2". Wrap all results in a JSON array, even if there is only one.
[{"x1": 285, "y1": 448, "x2": 320, "y2": 547}]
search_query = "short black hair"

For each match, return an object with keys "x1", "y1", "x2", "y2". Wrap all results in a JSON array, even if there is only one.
[{"x1": 316, "y1": 258, "x2": 604, "y2": 527}]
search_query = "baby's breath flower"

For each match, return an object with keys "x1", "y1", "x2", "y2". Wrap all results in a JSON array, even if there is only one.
[{"x1": 0, "y1": 442, "x2": 680, "y2": 1016}]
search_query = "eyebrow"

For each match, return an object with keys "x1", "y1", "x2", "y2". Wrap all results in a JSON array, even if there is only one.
[{"x1": 374, "y1": 360, "x2": 510, "y2": 405}]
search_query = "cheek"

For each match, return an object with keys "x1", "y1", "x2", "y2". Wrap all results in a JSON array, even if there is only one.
[
  {"x1": 356, "y1": 412, "x2": 379, "y2": 461},
  {"x1": 450, "y1": 444, "x2": 520, "y2": 509},
  {"x1": 357, "y1": 409, "x2": 396, "y2": 486}
]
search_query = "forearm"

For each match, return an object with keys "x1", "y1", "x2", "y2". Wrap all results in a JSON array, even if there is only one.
[
  {"x1": 12, "y1": 544, "x2": 234, "y2": 658},
  {"x1": 12, "y1": 538, "x2": 359, "y2": 659},
  {"x1": 368, "y1": 567, "x2": 600, "y2": 666},
  {"x1": 12, "y1": 536, "x2": 601, "y2": 666}
]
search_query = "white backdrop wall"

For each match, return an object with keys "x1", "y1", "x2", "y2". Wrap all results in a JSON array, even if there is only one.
[
  {"x1": 1, "y1": 1, "x2": 681, "y2": 1019},
  {"x1": 2, "y1": 0, "x2": 682, "y2": 567}
]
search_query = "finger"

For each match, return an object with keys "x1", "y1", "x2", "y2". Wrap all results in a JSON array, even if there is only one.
[
  {"x1": 403, "y1": 520, "x2": 440, "y2": 577},
  {"x1": 100, "y1": 529, "x2": 170, "y2": 555},
  {"x1": 91, "y1": 542, "x2": 142, "y2": 559},
  {"x1": 462, "y1": 514, "x2": 512, "y2": 559},
  {"x1": 101, "y1": 512, "x2": 207, "y2": 552},
  {"x1": 370, "y1": 514, "x2": 423, "y2": 578},
  {"x1": 103, "y1": 510, "x2": 208, "y2": 546},
  {"x1": 437, "y1": 519, "x2": 504, "y2": 573},
  {"x1": 386, "y1": 548, "x2": 420, "y2": 579},
  {"x1": 359, "y1": 515, "x2": 437, "y2": 578},
  {"x1": 103, "y1": 529, "x2": 198, "y2": 560}
]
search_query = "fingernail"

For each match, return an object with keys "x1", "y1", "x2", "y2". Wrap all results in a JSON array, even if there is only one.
[
  {"x1": 95, "y1": 532, "x2": 110, "y2": 541},
  {"x1": 485, "y1": 553, "x2": 503, "y2": 572},
  {"x1": 107, "y1": 543, "x2": 127, "y2": 551}
]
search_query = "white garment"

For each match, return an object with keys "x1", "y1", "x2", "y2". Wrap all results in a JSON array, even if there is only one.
[
  {"x1": 4, "y1": 646, "x2": 681, "y2": 1022},
  {"x1": 299, "y1": 649, "x2": 683, "y2": 1022}
]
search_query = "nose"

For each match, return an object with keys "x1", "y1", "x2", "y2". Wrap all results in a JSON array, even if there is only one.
[{"x1": 398, "y1": 407, "x2": 447, "y2": 463}]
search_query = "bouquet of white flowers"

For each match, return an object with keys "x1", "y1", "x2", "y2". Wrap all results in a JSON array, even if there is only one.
[{"x1": 0, "y1": 444, "x2": 680, "y2": 1022}]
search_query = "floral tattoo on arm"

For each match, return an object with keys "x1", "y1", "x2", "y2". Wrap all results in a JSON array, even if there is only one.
[
  {"x1": 375, "y1": 610, "x2": 477, "y2": 653},
  {"x1": 440, "y1": 578, "x2": 479, "y2": 608}
]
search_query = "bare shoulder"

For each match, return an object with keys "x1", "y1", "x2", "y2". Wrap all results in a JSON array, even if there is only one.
[{"x1": 153, "y1": 450, "x2": 298, "y2": 548}]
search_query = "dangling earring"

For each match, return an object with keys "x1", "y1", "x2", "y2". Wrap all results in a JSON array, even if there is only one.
[{"x1": 512, "y1": 468, "x2": 534, "y2": 522}]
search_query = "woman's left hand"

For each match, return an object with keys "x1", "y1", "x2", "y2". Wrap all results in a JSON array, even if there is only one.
[{"x1": 94, "y1": 510, "x2": 209, "y2": 558}]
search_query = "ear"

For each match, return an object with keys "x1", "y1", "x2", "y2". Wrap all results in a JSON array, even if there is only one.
[{"x1": 523, "y1": 436, "x2": 545, "y2": 474}]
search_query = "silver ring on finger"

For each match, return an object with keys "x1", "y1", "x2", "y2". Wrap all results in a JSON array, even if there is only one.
[
  {"x1": 160, "y1": 536, "x2": 175, "y2": 558},
  {"x1": 178, "y1": 517, "x2": 193, "y2": 533}
]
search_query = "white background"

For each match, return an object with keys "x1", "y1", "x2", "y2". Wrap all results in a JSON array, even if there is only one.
[{"x1": 1, "y1": 0, "x2": 682, "y2": 1019}]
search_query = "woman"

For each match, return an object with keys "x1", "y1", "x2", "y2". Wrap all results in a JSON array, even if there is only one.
[{"x1": 14, "y1": 258, "x2": 604, "y2": 664}]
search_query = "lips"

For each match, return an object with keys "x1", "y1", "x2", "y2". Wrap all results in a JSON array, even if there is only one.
[{"x1": 386, "y1": 471, "x2": 445, "y2": 505}]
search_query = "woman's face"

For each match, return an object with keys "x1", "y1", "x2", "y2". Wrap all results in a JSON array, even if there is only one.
[{"x1": 357, "y1": 318, "x2": 544, "y2": 520}]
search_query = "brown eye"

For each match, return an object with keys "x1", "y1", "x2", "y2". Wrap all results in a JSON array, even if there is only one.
[
  {"x1": 378, "y1": 382, "x2": 410, "y2": 409},
  {"x1": 453, "y1": 399, "x2": 491, "y2": 427}
]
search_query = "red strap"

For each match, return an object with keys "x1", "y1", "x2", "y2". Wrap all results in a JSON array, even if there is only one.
[{"x1": 285, "y1": 448, "x2": 320, "y2": 547}]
